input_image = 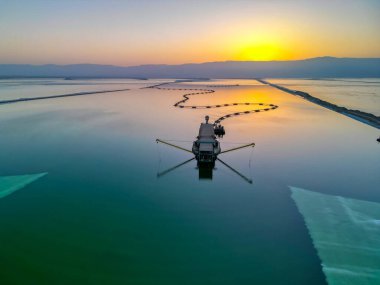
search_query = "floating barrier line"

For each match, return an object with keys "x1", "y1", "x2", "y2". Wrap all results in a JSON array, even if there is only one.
[
  {"x1": 206, "y1": 84, "x2": 240, "y2": 88},
  {"x1": 145, "y1": 82, "x2": 278, "y2": 125}
]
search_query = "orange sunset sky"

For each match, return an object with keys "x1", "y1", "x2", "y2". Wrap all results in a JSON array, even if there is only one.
[{"x1": 0, "y1": 0, "x2": 379, "y2": 66}]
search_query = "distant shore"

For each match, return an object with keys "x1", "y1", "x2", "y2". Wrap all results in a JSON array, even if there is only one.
[{"x1": 257, "y1": 79, "x2": 380, "y2": 130}]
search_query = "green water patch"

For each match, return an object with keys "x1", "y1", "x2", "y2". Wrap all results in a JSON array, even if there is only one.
[
  {"x1": 290, "y1": 186, "x2": 380, "y2": 285},
  {"x1": 0, "y1": 173, "x2": 47, "y2": 199}
]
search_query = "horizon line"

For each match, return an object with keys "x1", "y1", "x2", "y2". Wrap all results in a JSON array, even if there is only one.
[{"x1": 2, "y1": 56, "x2": 380, "y2": 68}]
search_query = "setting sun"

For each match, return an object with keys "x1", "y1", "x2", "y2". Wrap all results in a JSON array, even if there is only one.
[{"x1": 235, "y1": 43, "x2": 291, "y2": 61}]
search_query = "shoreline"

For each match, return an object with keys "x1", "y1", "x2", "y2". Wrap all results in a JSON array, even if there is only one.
[{"x1": 257, "y1": 79, "x2": 380, "y2": 130}]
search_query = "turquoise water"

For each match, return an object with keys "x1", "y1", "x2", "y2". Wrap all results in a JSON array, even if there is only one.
[
  {"x1": 0, "y1": 79, "x2": 379, "y2": 284},
  {"x1": 267, "y1": 78, "x2": 380, "y2": 116}
]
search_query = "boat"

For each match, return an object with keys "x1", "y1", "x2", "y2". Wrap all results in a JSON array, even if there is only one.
[
  {"x1": 192, "y1": 116, "x2": 221, "y2": 165},
  {"x1": 156, "y1": 115, "x2": 255, "y2": 183}
]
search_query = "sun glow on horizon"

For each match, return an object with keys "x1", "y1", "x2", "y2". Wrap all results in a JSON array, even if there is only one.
[
  {"x1": 0, "y1": 1, "x2": 379, "y2": 65},
  {"x1": 236, "y1": 44, "x2": 289, "y2": 61},
  {"x1": 231, "y1": 34, "x2": 294, "y2": 61},
  {"x1": 216, "y1": 25, "x2": 297, "y2": 62}
]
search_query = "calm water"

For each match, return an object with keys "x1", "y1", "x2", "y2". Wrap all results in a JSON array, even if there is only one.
[
  {"x1": 0, "y1": 78, "x2": 379, "y2": 285},
  {"x1": 267, "y1": 78, "x2": 380, "y2": 116}
]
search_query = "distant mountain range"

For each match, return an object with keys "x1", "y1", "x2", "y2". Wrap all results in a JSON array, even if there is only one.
[{"x1": 1, "y1": 57, "x2": 379, "y2": 78}]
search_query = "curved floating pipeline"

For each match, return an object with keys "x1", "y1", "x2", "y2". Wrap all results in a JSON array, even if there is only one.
[{"x1": 146, "y1": 82, "x2": 278, "y2": 125}]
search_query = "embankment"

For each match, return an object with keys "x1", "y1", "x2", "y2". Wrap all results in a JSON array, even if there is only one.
[
  {"x1": 0, "y1": 88, "x2": 130, "y2": 105},
  {"x1": 257, "y1": 79, "x2": 380, "y2": 130}
]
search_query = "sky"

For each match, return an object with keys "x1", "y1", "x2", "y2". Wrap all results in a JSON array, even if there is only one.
[{"x1": 0, "y1": 0, "x2": 379, "y2": 66}]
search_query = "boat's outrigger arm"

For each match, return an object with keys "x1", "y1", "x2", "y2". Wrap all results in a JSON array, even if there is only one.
[
  {"x1": 220, "y1": 142, "x2": 255, "y2": 154},
  {"x1": 156, "y1": 138, "x2": 254, "y2": 184},
  {"x1": 156, "y1": 139, "x2": 192, "y2": 153},
  {"x1": 157, "y1": 157, "x2": 195, "y2": 178},
  {"x1": 217, "y1": 158, "x2": 253, "y2": 184}
]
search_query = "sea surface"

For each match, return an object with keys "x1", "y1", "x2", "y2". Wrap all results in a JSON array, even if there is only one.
[{"x1": 0, "y1": 78, "x2": 379, "y2": 285}]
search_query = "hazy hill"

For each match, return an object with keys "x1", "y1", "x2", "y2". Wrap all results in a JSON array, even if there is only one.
[{"x1": 1, "y1": 57, "x2": 379, "y2": 78}]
